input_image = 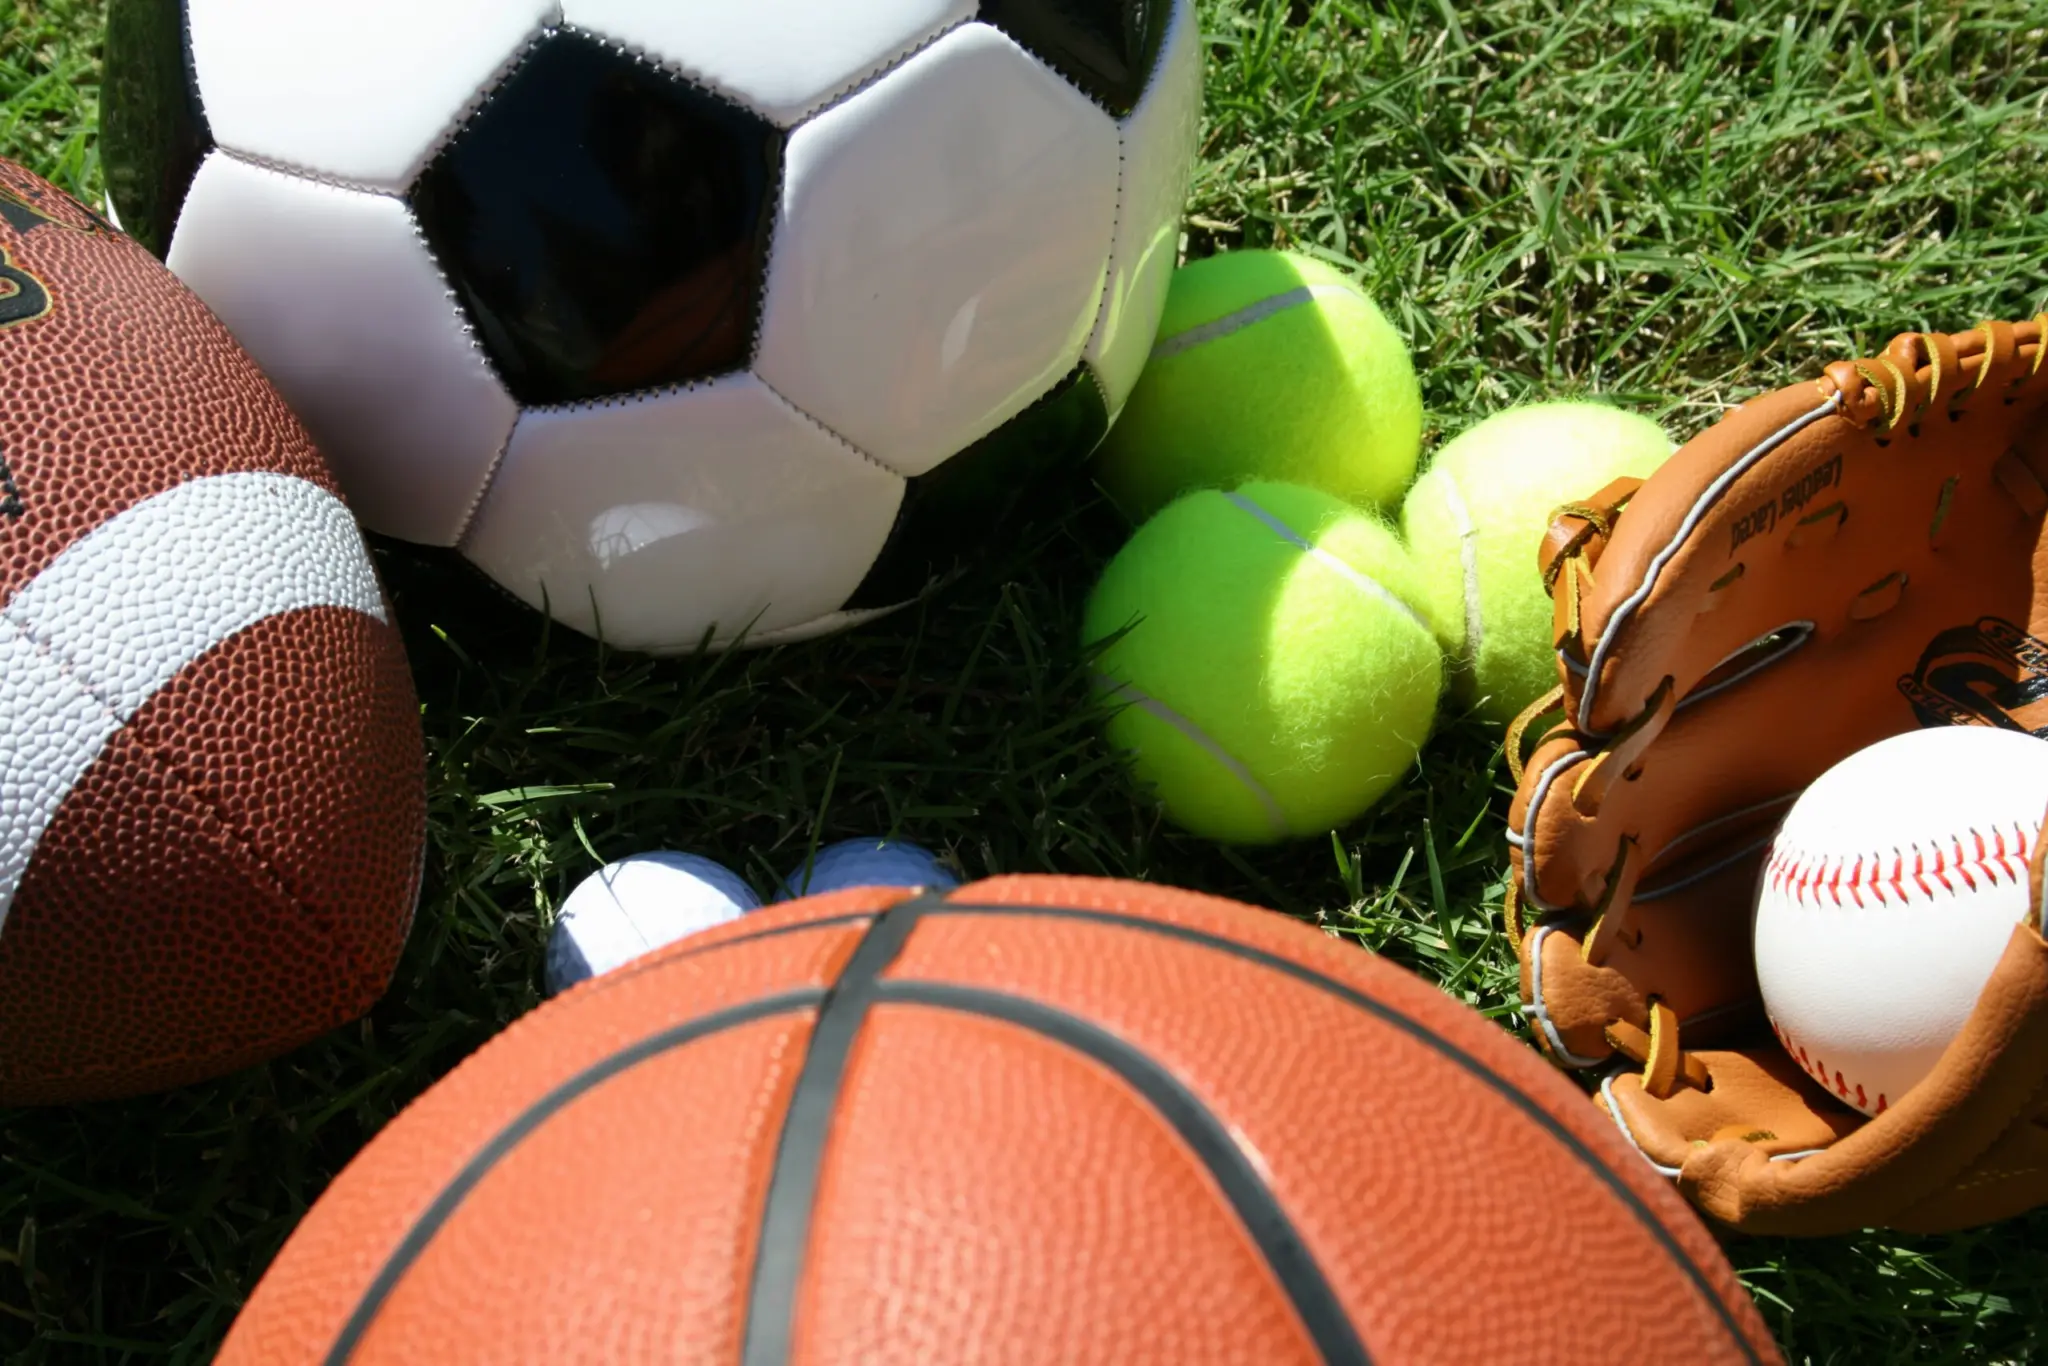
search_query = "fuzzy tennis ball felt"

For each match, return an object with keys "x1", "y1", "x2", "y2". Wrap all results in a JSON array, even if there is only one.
[
  {"x1": 1093, "y1": 251, "x2": 1423, "y2": 522},
  {"x1": 1084, "y1": 481, "x2": 1443, "y2": 844},
  {"x1": 1401, "y1": 402, "x2": 1676, "y2": 727}
]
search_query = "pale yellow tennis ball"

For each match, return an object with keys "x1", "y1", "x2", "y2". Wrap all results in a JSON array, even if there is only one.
[
  {"x1": 1094, "y1": 251, "x2": 1423, "y2": 521},
  {"x1": 1401, "y1": 403, "x2": 1676, "y2": 727}
]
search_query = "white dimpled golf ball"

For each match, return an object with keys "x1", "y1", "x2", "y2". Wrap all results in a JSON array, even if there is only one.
[
  {"x1": 777, "y1": 838, "x2": 960, "y2": 901},
  {"x1": 545, "y1": 852, "x2": 761, "y2": 996},
  {"x1": 1754, "y1": 726, "x2": 2048, "y2": 1116}
]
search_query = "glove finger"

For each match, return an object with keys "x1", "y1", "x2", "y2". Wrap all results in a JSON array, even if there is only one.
[{"x1": 1565, "y1": 322, "x2": 2048, "y2": 740}]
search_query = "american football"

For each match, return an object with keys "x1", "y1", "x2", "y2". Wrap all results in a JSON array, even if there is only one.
[{"x1": 0, "y1": 157, "x2": 425, "y2": 1104}]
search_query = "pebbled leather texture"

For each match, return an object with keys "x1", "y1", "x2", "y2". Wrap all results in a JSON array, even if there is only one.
[
  {"x1": 1508, "y1": 319, "x2": 2048, "y2": 1234},
  {"x1": 0, "y1": 156, "x2": 425, "y2": 1101},
  {"x1": 216, "y1": 877, "x2": 1780, "y2": 1365}
]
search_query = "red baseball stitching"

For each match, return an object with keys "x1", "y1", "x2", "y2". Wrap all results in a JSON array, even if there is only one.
[
  {"x1": 1772, "y1": 1019, "x2": 1889, "y2": 1114},
  {"x1": 1764, "y1": 822, "x2": 2033, "y2": 909}
]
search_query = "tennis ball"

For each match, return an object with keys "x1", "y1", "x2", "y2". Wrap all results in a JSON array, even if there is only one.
[
  {"x1": 1401, "y1": 402, "x2": 1676, "y2": 727},
  {"x1": 1084, "y1": 481, "x2": 1443, "y2": 844},
  {"x1": 1094, "y1": 250, "x2": 1423, "y2": 522}
]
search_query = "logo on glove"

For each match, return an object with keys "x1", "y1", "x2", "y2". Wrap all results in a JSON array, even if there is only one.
[{"x1": 1899, "y1": 615, "x2": 2048, "y2": 735}]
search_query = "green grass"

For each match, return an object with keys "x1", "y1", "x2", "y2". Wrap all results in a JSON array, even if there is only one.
[{"x1": 3, "y1": 0, "x2": 2047, "y2": 1360}]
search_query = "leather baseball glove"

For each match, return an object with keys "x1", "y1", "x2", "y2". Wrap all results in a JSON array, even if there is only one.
[{"x1": 1505, "y1": 318, "x2": 2048, "y2": 1236}]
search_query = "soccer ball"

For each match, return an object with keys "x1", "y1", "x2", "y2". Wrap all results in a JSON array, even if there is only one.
[{"x1": 100, "y1": 1, "x2": 1202, "y2": 652}]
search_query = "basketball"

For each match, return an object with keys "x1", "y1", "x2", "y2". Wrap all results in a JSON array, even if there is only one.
[{"x1": 217, "y1": 877, "x2": 1779, "y2": 1364}]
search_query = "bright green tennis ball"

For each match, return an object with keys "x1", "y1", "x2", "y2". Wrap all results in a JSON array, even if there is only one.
[
  {"x1": 1094, "y1": 251, "x2": 1423, "y2": 522},
  {"x1": 1084, "y1": 481, "x2": 1443, "y2": 845},
  {"x1": 1401, "y1": 402, "x2": 1676, "y2": 727}
]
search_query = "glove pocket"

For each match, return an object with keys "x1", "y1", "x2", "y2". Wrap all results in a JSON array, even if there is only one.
[
  {"x1": 1604, "y1": 923, "x2": 2048, "y2": 1235},
  {"x1": 1513, "y1": 751, "x2": 1786, "y2": 1074}
]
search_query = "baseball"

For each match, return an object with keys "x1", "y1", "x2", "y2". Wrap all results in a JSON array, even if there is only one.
[{"x1": 1754, "y1": 725, "x2": 2048, "y2": 1117}]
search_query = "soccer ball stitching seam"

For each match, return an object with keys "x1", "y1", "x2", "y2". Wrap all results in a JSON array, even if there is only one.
[
  {"x1": 1078, "y1": 113, "x2": 1131, "y2": 376},
  {"x1": 785, "y1": 16, "x2": 983, "y2": 129},
  {"x1": 422, "y1": 21, "x2": 789, "y2": 410},
  {"x1": 162, "y1": 8, "x2": 1165, "y2": 656},
  {"x1": 205, "y1": 142, "x2": 397, "y2": 203},
  {"x1": 745, "y1": 106, "x2": 788, "y2": 371},
  {"x1": 987, "y1": 21, "x2": 1130, "y2": 121},
  {"x1": 177, "y1": 0, "x2": 212, "y2": 147},
  {"x1": 449, "y1": 410, "x2": 524, "y2": 550},
  {"x1": 380, "y1": 180, "x2": 515, "y2": 411},
  {"x1": 552, "y1": 22, "x2": 778, "y2": 127},
  {"x1": 517, "y1": 374, "x2": 737, "y2": 417},
  {"x1": 743, "y1": 21, "x2": 990, "y2": 448},
  {"x1": 1077, "y1": 359, "x2": 1112, "y2": 414},
  {"x1": 751, "y1": 372, "x2": 911, "y2": 483},
  {"x1": 396, "y1": 7, "x2": 565, "y2": 194},
  {"x1": 1063, "y1": 2, "x2": 1190, "y2": 395}
]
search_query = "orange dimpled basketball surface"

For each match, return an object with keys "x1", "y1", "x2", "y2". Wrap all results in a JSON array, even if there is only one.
[{"x1": 218, "y1": 878, "x2": 1782, "y2": 1365}]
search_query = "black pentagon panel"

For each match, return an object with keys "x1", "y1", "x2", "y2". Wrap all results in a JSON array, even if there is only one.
[
  {"x1": 410, "y1": 29, "x2": 782, "y2": 408},
  {"x1": 101, "y1": 0, "x2": 212, "y2": 259},
  {"x1": 845, "y1": 367, "x2": 1112, "y2": 610},
  {"x1": 977, "y1": 0, "x2": 1171, "y2": 117}
]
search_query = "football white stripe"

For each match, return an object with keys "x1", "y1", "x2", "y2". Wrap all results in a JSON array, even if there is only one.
[
  {"x1": 1, "y1": 473, "x2": 386, "y2": 928},
  {"x1": 0, "y1": 617, "x2": 114, "y2": 933}
]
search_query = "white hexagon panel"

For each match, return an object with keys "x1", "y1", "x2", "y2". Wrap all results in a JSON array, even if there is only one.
[
  {"x1": 560, "y1": 0, "x2": 976, "y2": 127},
  {"x1": 460, "y1": 376, "x2": 906, "y2": 653},
  {"x1": 755, "y1": 22, "x2": 1120, "y2": 476},
  {"x1": 101, "y1": 0, "x2": 1204, "y2": 654},
  {"x1": 166, "y1": 153, "x2": 518, "y2": 546},
  {"x1": 185, "y1": 0, "x2": 555, "y2": 190}
]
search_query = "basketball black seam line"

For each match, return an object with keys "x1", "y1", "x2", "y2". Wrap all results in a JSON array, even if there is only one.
[
  {"x1": 572, "y1": 910, "x2": 882, "y2": 1000},
  {"x1": 321, "y1": 990, "x2": 823, "y2": 1366},
  {"x1": 738, "y1": 892, "x2": 943, "y2": 1366},
  {"x1": 919, "y1": 900, "x2": 1770, "y2": 1365},
  {"x1": 315, "y1": 896, "x2": 1764, "y2": 1363},
  {"x1": 881, "y1": 979, "x2": 1371, "y2": 1366}
]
